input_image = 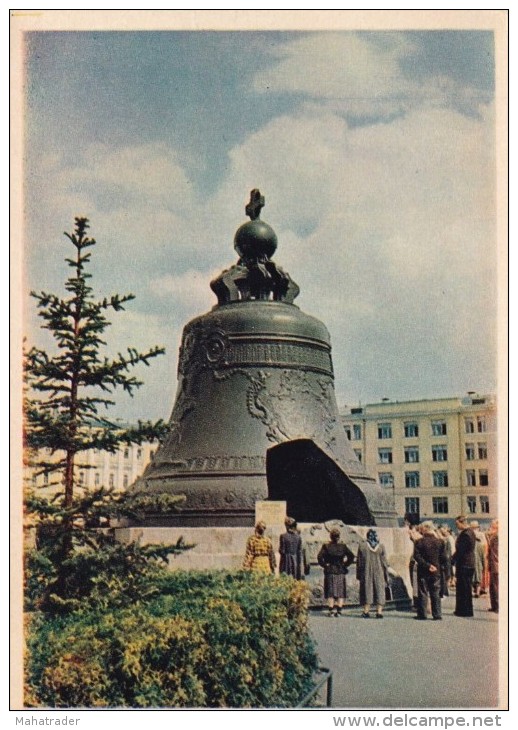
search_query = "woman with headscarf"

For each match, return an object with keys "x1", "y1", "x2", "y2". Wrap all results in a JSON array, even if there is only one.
[
  {"x1": 279, "y1": 516, "x2": 303, "y2": 579},
  {"x1": 243, "y1": 521, "x2": 276, "y2": 574},
  {"x1": 317, "y1": 527, "x2": 355, "y2": 616},
  {"x1": 356, "y1": 528, "x2": 390, "y2": 618}
]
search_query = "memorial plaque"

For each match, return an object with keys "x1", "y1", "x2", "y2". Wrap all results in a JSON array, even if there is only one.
[{"x1": 255, "y1": 500, "x2": 286, "y2": 528}]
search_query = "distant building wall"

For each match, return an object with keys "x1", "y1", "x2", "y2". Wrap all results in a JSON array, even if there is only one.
[
  {"x1": 25, "y1": 437, "x2": 156, "y2": 494},
  {"x1": 341, "y1": 394, "x2": 498, "y2": 524}
]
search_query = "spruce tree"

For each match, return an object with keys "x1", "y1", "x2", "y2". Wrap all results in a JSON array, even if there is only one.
[
  {"x1": 25, "y1": 217, "x2": 166, "y2": 500},
  {"x1": 24, "y1": 218, "x2": 185, "y2": 606}
]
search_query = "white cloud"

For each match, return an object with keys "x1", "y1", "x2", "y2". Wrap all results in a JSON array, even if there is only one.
[
  {"x1": 253, "y1": 33, "x2": 415, "y2": 105},
  {"x1": 213, "y1": 101, "x2": 496, "y2": 405},
  {"x1": 252, "y1": 33, "x2": 488, "y2": 120},
  {"x1": 24, "y1": 37, "x2": 498, "y2": 420},
  {"x1": 150, "y1": 269, "x2": 219, "y2": 313}
]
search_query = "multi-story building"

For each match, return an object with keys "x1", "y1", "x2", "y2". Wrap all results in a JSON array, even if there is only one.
[
  {"x1": 341, "y1": 394, "x2": 498, "y2": 524},
  {"x1": 26, "y1": 439, "x2": 156, "y2": 494}
]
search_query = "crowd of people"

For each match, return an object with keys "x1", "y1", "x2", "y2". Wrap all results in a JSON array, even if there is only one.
[
  {"x1": 242, "y1": 515, "x2": 499, "y2": 620},
  {"x1": 408, "y1": 515, "x2": 499, "y2": 619}
]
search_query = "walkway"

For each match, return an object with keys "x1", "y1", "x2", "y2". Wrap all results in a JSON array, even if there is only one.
[{"x1": 309, "y1": 595, "x2": 503, "y2": 709}]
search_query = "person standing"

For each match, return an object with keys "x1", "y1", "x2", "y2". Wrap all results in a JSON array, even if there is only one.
[
  {"x1": 438, "y1": 525, "x2": 453, "y2": 597},
  {"x1": 470, "y1": 521, "x2": 487, "y2": 598},
  {"x1": 452, "y1": 515, "x2": 476, "y2": 617},
  {"x1": 279, "y1": 517, "x2": 303, "y2": 579},
  {"x1": 413, "y1": 521, "x2": 447, "y2": 620},
  {"x1": 487, "y1": 519, "x2": 499, "y2": 613},
  {"x1": 356, "y1": 529, "x2": 390, "y2": 618},
  {"x1": 243, "y1": 521, "x2": 276, "y2": 574},
  {"x1": 408, "y1": 523, "x2": 423, "y2": 610},
  {"x1": 317, "y1": 527, "x2": 355, "y2": 617}
]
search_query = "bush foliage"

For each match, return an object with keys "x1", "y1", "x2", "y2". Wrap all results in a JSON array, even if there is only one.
[{"x1": 25, "y1": 571, "x2": 318, "y2": 708}]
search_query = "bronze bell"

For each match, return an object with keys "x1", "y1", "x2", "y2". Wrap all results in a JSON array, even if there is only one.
[{"x1": 134, "y1": 190, "x2": 396, "y2": 527}]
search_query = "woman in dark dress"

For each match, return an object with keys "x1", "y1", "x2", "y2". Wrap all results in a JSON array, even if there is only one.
[
  {"x1": 317, "y1": 527, "x2": 355, "y2": 616},
  {"x1": 279, "y1": 517, "x2": 303, "y2": 579}
]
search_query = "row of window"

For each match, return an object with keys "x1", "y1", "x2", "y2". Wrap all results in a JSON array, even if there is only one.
[
  {"x1": 379, "y1": 468, "x2": 489, "y2": 489},
  {"x1": 465, "y1": 443, "x2": 488, "y2": 460},
  {"x1": 345, "y1": 416, "x2": 487, "y2": 441},
  {"x1": 93, "y1": 447, "x2": 144, "y2": 460},
  {"x1": 34, "y1": 471, "x2": 137, "y2": 489},
  {"x1": 404, "y1": 495, "x2": 490, "y2": 516},
  {"x1": 42, "y1": 446, "x2": 146, "y2": 459},
  {"x1": 375, "y1": 445, "x2": 449, "y2": 464},
  {"x1": 380, "y1": 470, "x2": 448, "y2": 488},
  {"x1": 354, "y1": 442, "x2": 487, "y2": 465}
]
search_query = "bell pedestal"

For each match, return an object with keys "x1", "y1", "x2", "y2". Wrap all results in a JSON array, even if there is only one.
[{"x1": 114, "y1": 523, "x2": 412, "y2": 608}]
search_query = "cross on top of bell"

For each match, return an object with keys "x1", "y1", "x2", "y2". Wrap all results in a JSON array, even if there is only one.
[{"x1": 245, "y1": 189, "x2": 265, "y2": 221}]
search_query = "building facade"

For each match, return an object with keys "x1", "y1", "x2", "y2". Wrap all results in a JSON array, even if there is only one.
[
  {"x1": 341, "y1": 394, "x2": 497, "y2": 524},
  {"x1": 26, "y1": 440, "x2": 157, "y2": 494}
]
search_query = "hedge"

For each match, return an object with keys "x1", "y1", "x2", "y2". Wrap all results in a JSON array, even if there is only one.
[{"x1": 25, "y1": 571, "x2": 319, "y2": 708}]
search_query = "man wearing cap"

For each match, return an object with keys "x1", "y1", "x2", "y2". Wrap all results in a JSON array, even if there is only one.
[
  {"x1": 413, "y1": 521, "x2": 447, "y2": 620},
  {"x1": 452, "y1": 515, "x2": 477, "y2": 617}
]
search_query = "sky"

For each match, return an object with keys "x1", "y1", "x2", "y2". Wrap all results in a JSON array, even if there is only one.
[{"x1": 23, "y1": 28, "x2": 499, "y2": 423}]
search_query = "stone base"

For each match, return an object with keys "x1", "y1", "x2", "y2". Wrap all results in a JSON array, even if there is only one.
[{"x1": 113, "y1": 522, "x2": 413, "y2": 608}]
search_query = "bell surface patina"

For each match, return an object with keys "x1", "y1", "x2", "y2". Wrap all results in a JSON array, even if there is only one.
[{"x1": 134, "y1": 191, "x2": 396, "y2": 526}]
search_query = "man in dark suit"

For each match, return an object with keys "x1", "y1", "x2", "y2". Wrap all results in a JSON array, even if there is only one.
[
  {"x1": 452, "y1": 515, "x2": 477, "y2": 617},
  {"x1": 413, "y1": 521, "x2": 447, "y2": 620}
]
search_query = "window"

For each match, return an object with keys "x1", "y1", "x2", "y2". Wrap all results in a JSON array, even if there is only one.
[
  {"x1": 378, "y1": 472, "x2": 394, "y2": 488},
  {"x1": 109, "y1": 473, "x2": 115, "y2": 488},
  {"x1": 478, "y1": 443, "x2": 488, "y2": 460},
  {"x1": 405, "y1": 471, "x2": 420, "y2": 488},
  {"x1": 479, "y1": 469, "x2": 489, "y2": 487},
  {"x1": 480, "y1": 496, "x2": 490, "y2": 514},
  {"x1": 43, "y1": 472, "x2": 49, "y2": 485},
  {"x1": 466, "y1": 469, "x2": 476, "y2": 487},
  {"x1": 404, "y1": 447, "x2": 419, "y2": 463},
  {"x1": 467, "y1": 496, "x2": 477, "y2": 514},
  {"x1": 405, "y1": 497, "x2": 420, "y2": 515},
  {"x1": 404, "y1": 422, "x2": 419, "y2": 438},
  {"x1": 79, "y1": 471, "x2": 85, "y2": 486},
  {"x1": 465, "y1": 443, "x2": 475, "y2": 460},
  {"x1": 431, "y1": 420, "x2": 447, "y2": 436},
  {"x1": 94, "y1": 472, "x2": 100, "y2": 486},
  {"x1": 378, "y1": 423, "x2": 392, "y2": 439},
  {"x1": 465, "y1": 418, "x2": 475, "y2": 434},
  {"x1": 477, "y1": 416, "x2": 486, "y2": 433},
  {"x1": 123, "y1": 474, "x2": 129, "y2": 488},
  {"x1": 433, "y1": 471, "x2": 449, "y2": 487},
  {"x1": 354, "y1": 449, "x2": 362, "y2": 463},
  {"x1": 344, "y1": 426, "x2": 351, "y2": 440},
  {"x1": 353, "y1": 424, "x2": 362, "y2": 440},
  {"x1": 432, "y1": 445, "x2": 447, "y2": 462},
  {"x1": 432, "y1": 497, "x2": 449, "y2": 514},
  {"x1": 378, "y1": 448, "x2": 392, "y2": 464},
  {"x1": 124, "y1": 448, "x2": 129, "y2": 459},
  {"x1": 137, "y1": 448, "x2": 142, "y2": 459}
]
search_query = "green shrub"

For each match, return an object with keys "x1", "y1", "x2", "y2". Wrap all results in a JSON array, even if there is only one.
[{"x1": 25, "y1": 571, "x2": 318, "y2": 708}]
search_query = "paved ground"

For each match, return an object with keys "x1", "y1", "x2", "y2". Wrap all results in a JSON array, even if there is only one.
[{"x1": 308, "y1": 594, "x2": 502, "y2": 709}]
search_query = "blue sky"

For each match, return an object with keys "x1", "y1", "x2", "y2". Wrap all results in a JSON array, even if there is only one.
[{"x1": 24, "y1": 29, "x2": 498, "y2": 422}]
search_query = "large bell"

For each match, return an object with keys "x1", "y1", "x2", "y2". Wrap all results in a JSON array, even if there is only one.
[{"x1": 134, "y1": 190, "x2": 397, "y2": 526}]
